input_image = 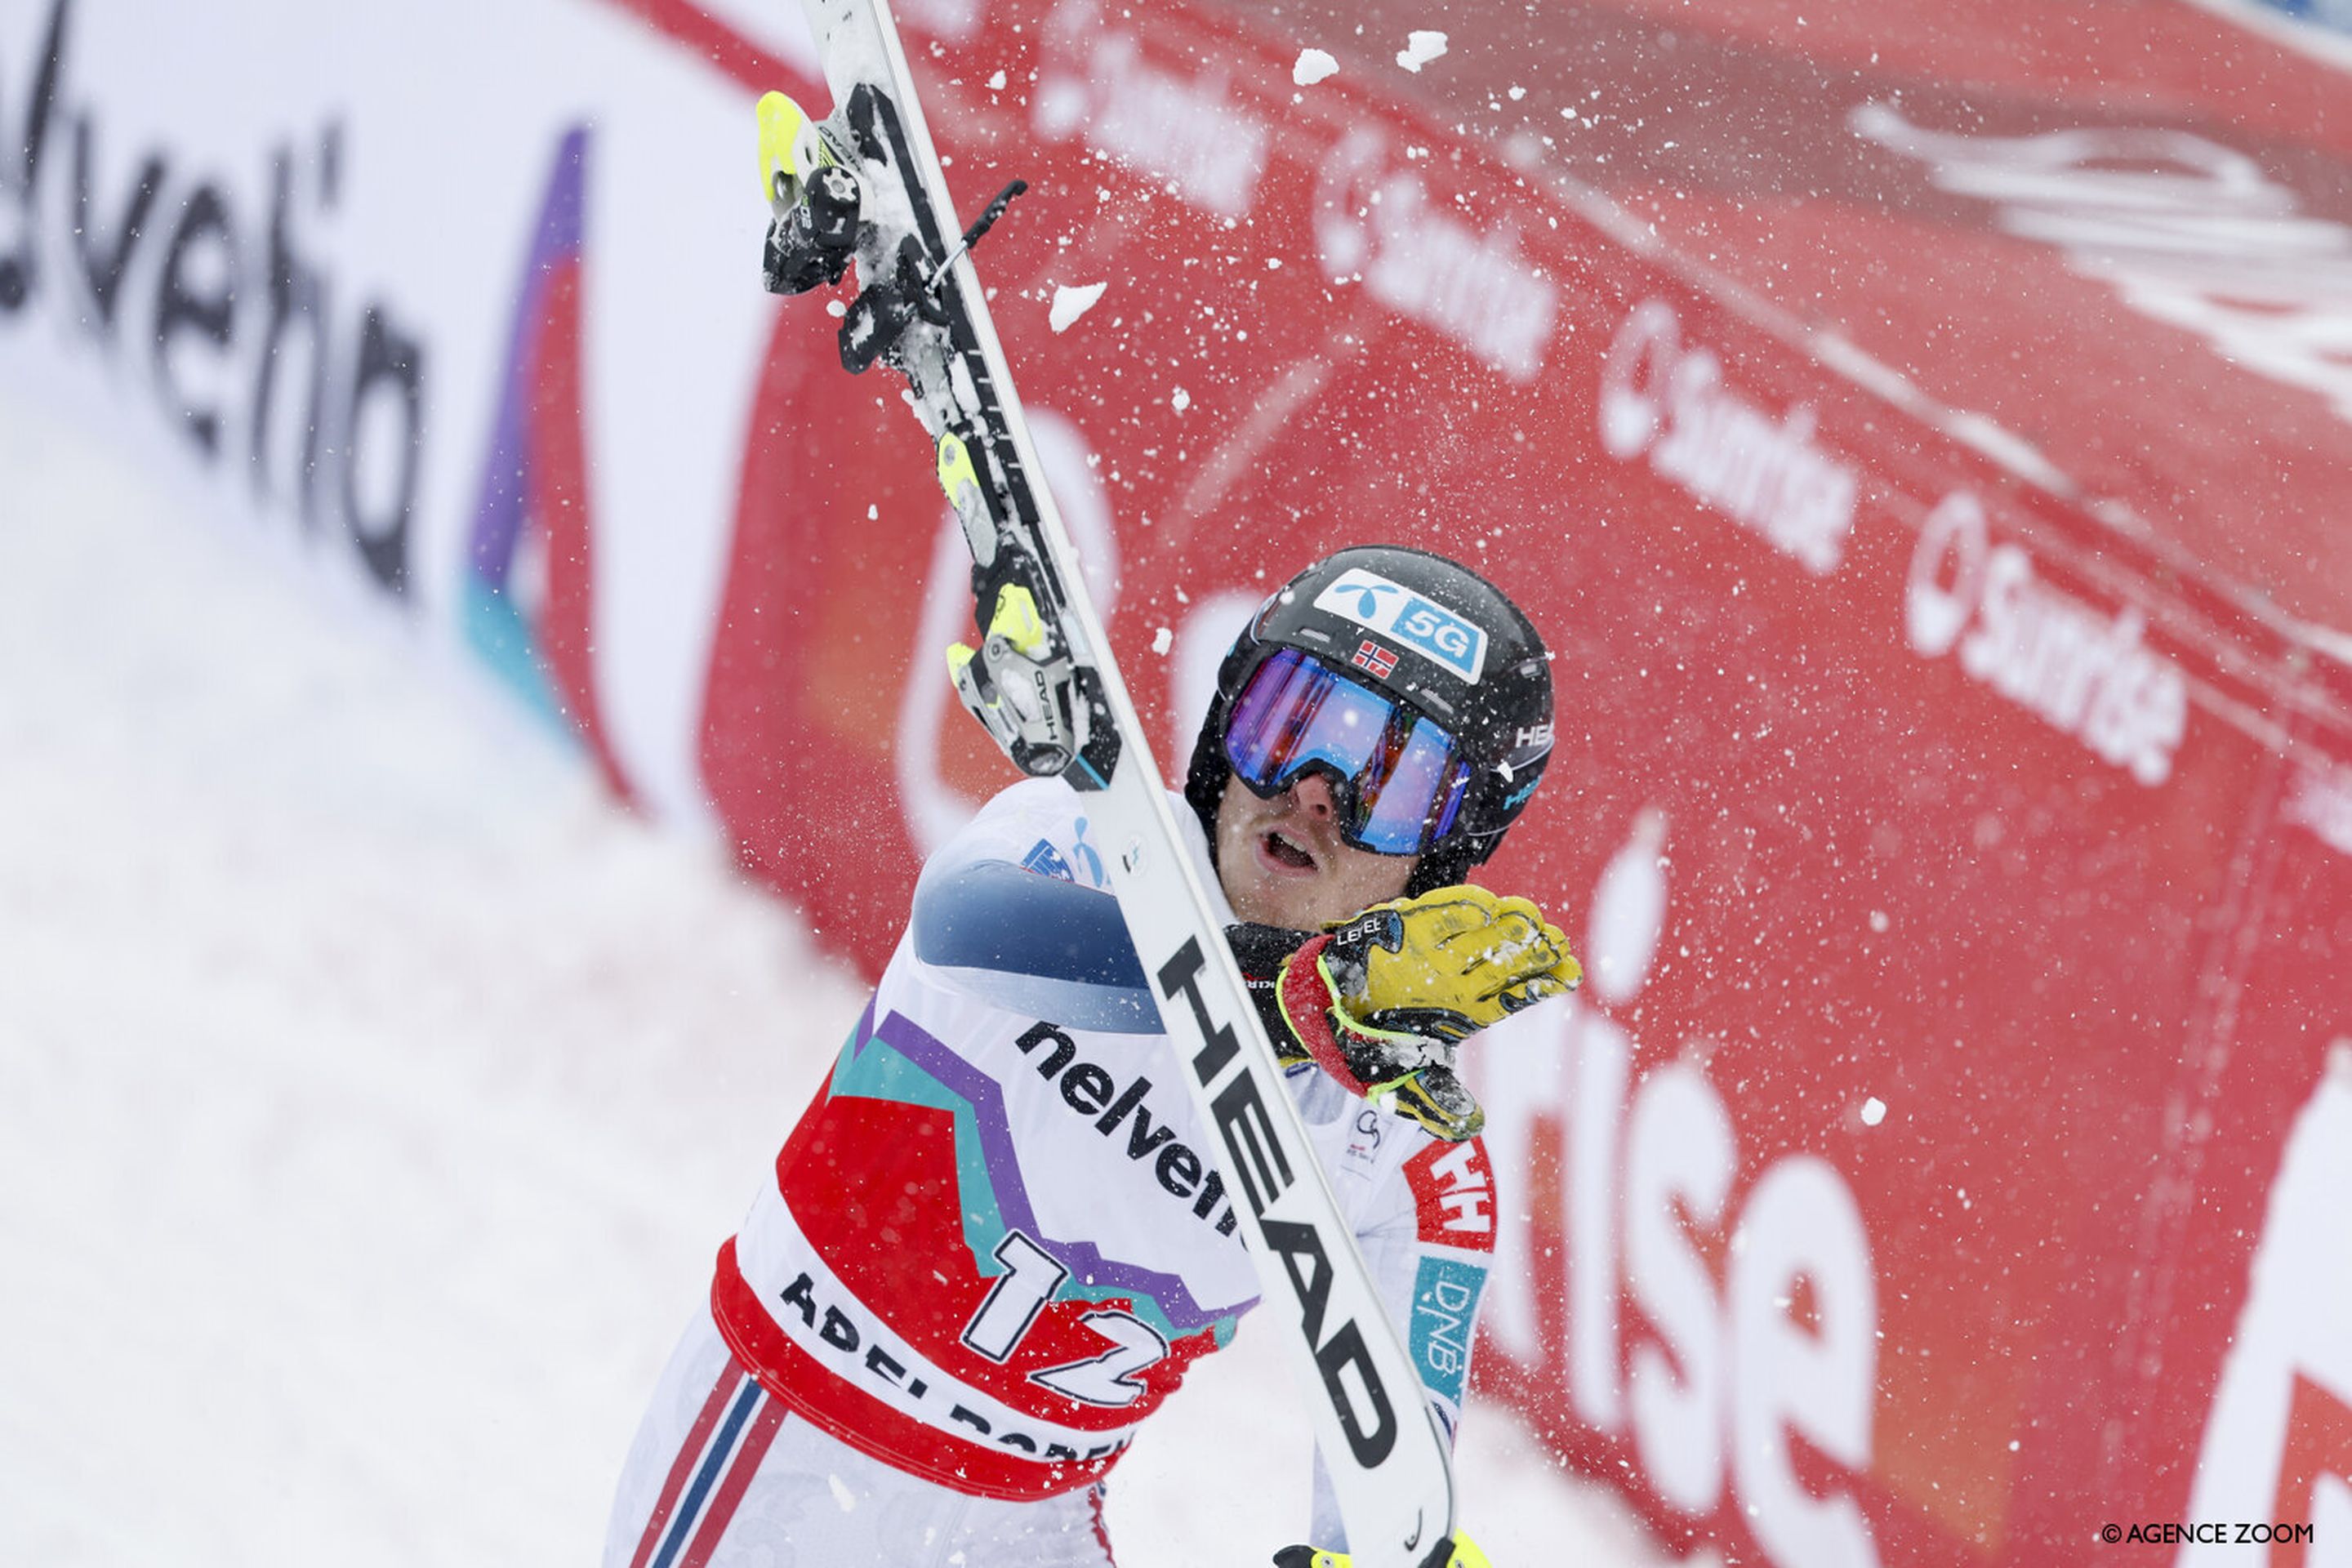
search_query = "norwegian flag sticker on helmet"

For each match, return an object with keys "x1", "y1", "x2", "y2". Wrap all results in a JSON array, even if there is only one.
[
  {"x1": 1351, "y1": 639, "x2": 1400, "y2": 679},
  {"x1": 1312, "y1": 567, "x2": 1490, "y2": 683}
]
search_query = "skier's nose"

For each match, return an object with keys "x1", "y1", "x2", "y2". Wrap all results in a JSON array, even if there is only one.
[{"x1": 1290, "y1": 772, "x2": 1339, "y2": 822}]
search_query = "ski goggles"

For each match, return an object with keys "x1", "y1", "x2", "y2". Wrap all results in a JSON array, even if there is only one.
[{"x1": 1222, "y1": 646, "x2": 1475, "y2": 856}]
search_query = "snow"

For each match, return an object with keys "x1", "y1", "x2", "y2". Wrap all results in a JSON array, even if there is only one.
[
  {"x1": 1050, "y1": 280, "x2": 1109, "y2": 332},
  {"x1": 1397, "y1": 29, "x2": 1449, "y2": 72},
  {"x1": 1862, "y1": 1096, "x2": 1888, "y2": 1126},
  {"x1": 1294, "y1": 47, "x2": 1340, "y2": 86},
  {"x1": 0, "y1": 387, "x2": 1678, "y2": 1566}
]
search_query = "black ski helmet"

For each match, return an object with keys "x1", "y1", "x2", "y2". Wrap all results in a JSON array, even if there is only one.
[{"x1": 1186, "y1": 545, "x2": 1555, "y2": 897}]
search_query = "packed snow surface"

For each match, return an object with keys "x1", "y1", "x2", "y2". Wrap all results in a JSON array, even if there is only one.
[{"x1": 0, "y1": 390, "x2": 1684, "y2": 1566}]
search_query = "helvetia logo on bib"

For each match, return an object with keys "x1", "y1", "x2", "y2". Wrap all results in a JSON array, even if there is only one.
[{"x1": 1312, "y1": 569, "x2": 1489, "y2": 683}]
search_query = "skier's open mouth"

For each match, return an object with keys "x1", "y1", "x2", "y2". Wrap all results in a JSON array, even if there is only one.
[{"x1": 1259, "y1": 830, "x2": 1318, "y2": 873}]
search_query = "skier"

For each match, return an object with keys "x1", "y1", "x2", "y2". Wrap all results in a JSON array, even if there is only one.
[{"x1": 605, "y1": 546, "x2": 1578, "y2": 1568}]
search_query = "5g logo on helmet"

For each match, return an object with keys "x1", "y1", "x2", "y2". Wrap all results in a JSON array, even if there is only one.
[{"x1": 1314, "y1": 568, "x2": 1491, "y2": 684}]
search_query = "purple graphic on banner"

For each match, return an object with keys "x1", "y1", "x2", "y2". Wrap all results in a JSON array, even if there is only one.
[{"x1": 462, "y1": 127, "x2": 588, "y2": 726}]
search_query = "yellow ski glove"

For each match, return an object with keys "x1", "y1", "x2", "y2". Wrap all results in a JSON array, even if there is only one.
[
  {"x1": 1324, "y1": 886, "x2": 1579, "y2": 1043},
  {"x1": 1276, "y1": 886, "x2": 1579, "y2": 1140}
]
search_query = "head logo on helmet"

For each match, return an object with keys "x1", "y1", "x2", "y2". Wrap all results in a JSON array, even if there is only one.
[{"x1": 1187, "y1": 545, "x2": 1554, "y2": 902}]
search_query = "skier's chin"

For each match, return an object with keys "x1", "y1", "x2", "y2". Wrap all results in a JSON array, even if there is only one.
[{"x1": 1224, "y1": 858, "x2": 1332, "y2": 930}]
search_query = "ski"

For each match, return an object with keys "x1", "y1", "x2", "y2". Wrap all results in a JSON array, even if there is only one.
[{"x1": 759, "y1": 4, "x2": 1459, "y2": 1563}]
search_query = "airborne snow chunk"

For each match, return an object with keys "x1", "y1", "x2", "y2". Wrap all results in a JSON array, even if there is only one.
[
  {"x1": 1396, "y1": 30, "x2": 1447, "y2": 72},
  {"x1": 1294, "y1": 48, "x2": 1339, "y2": 86},
  {"x1": 1049, "y1": 282, "x2": 1108, "y2": 332}
]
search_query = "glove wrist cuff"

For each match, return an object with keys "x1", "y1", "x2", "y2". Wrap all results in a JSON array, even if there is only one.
[{"x1": 1276, "y1": 933, "x2": 1377, "y2": 1097}]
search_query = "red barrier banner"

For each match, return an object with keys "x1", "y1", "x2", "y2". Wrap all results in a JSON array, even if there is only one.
[{"x1": 620, "y1": 0, "x2": 2352, "y2": 1560}]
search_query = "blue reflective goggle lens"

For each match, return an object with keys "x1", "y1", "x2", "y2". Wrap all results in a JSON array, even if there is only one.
[{"x1": 1222, "y1": 647, "x2": 1473, "y2": 856}]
